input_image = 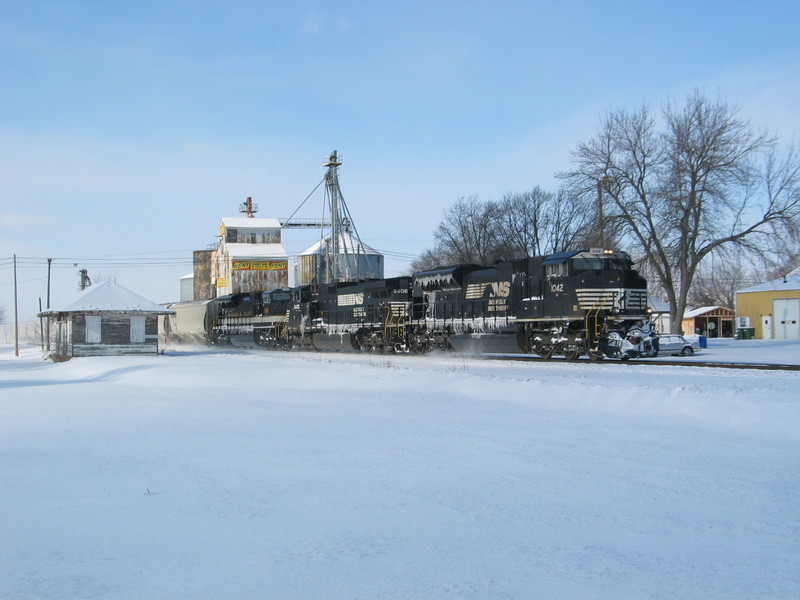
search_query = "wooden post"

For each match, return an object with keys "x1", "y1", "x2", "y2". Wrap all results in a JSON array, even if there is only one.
[
  {"x1": 39, "y1": 298, "x2": 44, "y2": 351},
  {"x1": 46, "y1": 258, "x2": 52, "y2": 352}
]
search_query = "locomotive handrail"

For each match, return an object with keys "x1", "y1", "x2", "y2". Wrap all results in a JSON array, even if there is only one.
[
  {"x1": 275, "y1": 314, "x2": 289, "y2": 341},
  {"x1": 585, "y1": 291, "x2": 615, "y2": 342},
  {"x1": 383, "y1": 303, "x2": 406, "y2": 349}
]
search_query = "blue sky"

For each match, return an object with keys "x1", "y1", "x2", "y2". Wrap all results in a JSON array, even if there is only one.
[{"x1": 2, "y1": 0, "x2": 799, "y2": 320}]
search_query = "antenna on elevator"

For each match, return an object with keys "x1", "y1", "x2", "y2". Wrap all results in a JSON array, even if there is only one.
[{"x1": 239, "y1": 196, "x2": 258, "y2": 218}]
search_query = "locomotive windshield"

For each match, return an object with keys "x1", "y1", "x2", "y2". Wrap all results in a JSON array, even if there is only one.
[
  {"x1": 606, "y1": 258, "x2": 631, "y2": 270},
  {"x1": 572, "y1": 256, "x2": 632, "y2": 272},
  {"x1": 572, "y1": 258, "x2": 604, "y2": 271}
]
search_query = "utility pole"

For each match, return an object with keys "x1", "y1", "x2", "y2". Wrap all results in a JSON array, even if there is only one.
[
  {"x1": 47, "y1": 258, "x2": 52, "y2": 307},
  {"x1": 13, "y1": 254, "x2": 19, "y2": 357},
  {"x1": 39, "y1": 298, "x2": 44, "y2": 351},
  {"x1": 46, "y1": 258, "x2": 52, "y2": 352},
  {"x1": 596, "y1": 176, "x2": 609, "y2": 248}
]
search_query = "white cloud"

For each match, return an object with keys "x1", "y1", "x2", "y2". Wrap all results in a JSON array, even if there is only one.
[
  {"x1": 298, "y1": 13, "x2": 352, "y2": 36},
  {"x1": 0, "y1": 212, "x2": 48, "y2": 229},
  {"x1": 298, "y1": 14, "x2": 324, "y2": 36},
  {"x1": 334, "y1": 17, "x2": 352, "y2": 33}
]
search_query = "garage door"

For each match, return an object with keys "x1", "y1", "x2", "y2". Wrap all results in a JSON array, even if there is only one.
[{"x1": 773, "y1": 298, "x2": 800, "y2": 340}]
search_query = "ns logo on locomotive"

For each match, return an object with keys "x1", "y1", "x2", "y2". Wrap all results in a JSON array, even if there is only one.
[{"x1": 164, "y1": 248, "x2": 658, "y2": 361}]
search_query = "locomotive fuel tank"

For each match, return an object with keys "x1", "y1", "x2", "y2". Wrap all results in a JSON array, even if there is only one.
[
  {"x1": 312, "y1": 333, "x2": 360, "y2": 351},
  {"x1": 448, "y1": 331, "x2": 522, "y2": 354}
]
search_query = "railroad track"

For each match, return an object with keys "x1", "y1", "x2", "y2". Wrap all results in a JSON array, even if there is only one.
[{"x1": 482, "y1": 354, "x2": 800, "y2": 371}]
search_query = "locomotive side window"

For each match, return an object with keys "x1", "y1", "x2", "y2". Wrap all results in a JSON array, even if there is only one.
[{"x1": 546, "y1": 262, "x2": 568, "y2": 278}]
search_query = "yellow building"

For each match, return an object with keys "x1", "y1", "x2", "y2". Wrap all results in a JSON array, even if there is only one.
[{"x1": 734, "y1": 270, "x2": 800, "y2": 339}]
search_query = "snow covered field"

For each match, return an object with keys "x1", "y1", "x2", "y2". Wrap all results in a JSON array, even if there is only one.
[{"x1": 2, "y1": 341, "x2": 799, "y2": 599}]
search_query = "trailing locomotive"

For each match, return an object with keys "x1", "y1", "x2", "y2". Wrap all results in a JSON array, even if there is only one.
[{"x1": 166, "y1": 248, "x2": 657, "y2": 360}]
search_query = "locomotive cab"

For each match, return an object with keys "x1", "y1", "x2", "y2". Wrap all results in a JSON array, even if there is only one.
[
  {"x1": 570, "y1": 249, "x2": 648, "y2": 316},
  {"x1": 514, "y1": 248, "x2": 654, "y2": 359}
]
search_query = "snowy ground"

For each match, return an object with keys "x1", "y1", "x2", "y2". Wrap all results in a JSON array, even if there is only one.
[
  {"x1": 1, "y1": 340, "x2": 799, "y2": 599},
  {"x1": 653, "y1": 336, "x2": 800, "y2": 365}
]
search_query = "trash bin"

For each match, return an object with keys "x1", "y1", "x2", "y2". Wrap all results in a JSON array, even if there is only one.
[
  {"x1": 737, "y1": 328, "x2": 755, "y2": 340},
  {"x1": 698, "y1": 335, "x2": 707, "y2": 348}
]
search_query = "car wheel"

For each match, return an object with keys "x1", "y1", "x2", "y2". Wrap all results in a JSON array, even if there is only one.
[{"x1": 681, "y1": 347, "x2": 694, "y2": 356}]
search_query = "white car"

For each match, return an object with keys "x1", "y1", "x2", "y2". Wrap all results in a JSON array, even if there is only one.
[{"x1": 656, "y1": 334, "x2": 698, "y2": 356}]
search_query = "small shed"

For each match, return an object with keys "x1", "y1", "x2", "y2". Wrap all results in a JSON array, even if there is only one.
[
  {"x1": 648, "y1": 297, "x2": 671, "y2": 334},
  {"x1": 735, "y1": 269, "x2": 800, "y2": 339},
  {"x1": 681, "y1": 306, "x2": 734, "y2": 338},
  {"x1": 38, "y1": 281, "x2": 175, "y2": 359}
]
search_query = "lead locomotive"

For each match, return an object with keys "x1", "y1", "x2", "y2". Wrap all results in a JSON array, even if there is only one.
[{"x1": 171, "y1": 248, "x2": 656, "y2": 360}]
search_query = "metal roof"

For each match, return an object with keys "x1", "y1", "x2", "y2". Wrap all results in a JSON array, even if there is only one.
[
  {"x1": 683, "y1": 306, "x2": 732, "y2": 319},
  {"x1": 542, "y1": 251, "x2": 581, "y2": 265},
  {"x1": 222, "y1": 243, "x2": 288, "y2": 259},
  {"x1": 300, "y1": 232, "x2": 380, "y2": 256},
  {"x1": 736, "y1": 268, "x2": 800, "y2": 293},
  {"x1": 38, "y1": 280, "x2": 174, "y2": 316},
  {"x1": 220, "y1": 217, "x2": 282, "y2": 229}
]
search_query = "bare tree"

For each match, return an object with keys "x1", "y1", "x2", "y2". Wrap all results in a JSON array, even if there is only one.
[
  {"x1": 94, "y1": 271, "x2": 119, "y2": 283},
  {"x1": 0, "y1": 303, "x2": 6, "y2": 324},
  {"x1": 408, "y1": 248, "x2": 442, "y2": 273},
  {"x1": 687, "y1": 247, "x2": 755, "y2": 308},
  {"x1": 495, "y1": 188, "x2": 549, "y2": 257},
  {"x1": 562, "y1": 91, "x2": 800, "y2": 332},
  {"x1": 432, "y1": 196, "x2": 506, "y2": 265},
  {"x1": 415, "y1": 187, "x2": 603, "y2": 271},
  {"x1": 495, "y1": 188, "x2": 596, "y2": 256}
]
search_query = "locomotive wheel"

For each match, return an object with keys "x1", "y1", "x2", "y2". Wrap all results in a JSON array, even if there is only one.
[
  {"x1": 588, "y1": 351, "x2": 604, "y2": 361},
  {"x1": 354, "y1": 329, "x2": 371, "y2": 351},
  {"x1": 410, "y1": 339, "x2": 430, "y2": 354},
  {"x1": 538, "y1": 347, "x2": 553, "y2": 359},
  {"x1": 564, "y1": 348, "x2": 581, "y2": 361}
]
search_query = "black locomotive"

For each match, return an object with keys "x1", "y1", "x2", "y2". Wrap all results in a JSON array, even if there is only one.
[{"x1": 170, "y1": 248, "x2": 657, "y2": 360}]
